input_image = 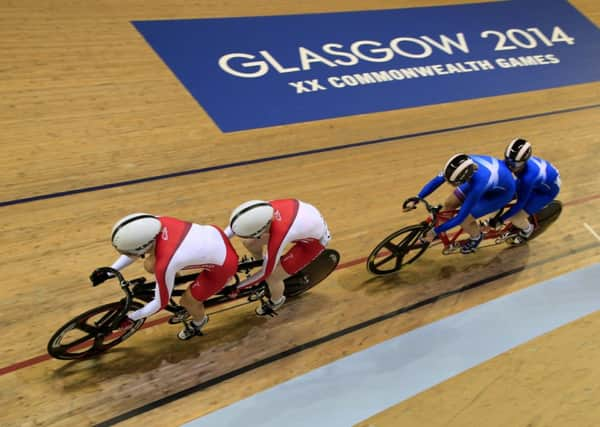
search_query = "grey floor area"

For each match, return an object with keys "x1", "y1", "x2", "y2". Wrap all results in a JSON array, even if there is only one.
[{"x1": 184, "y1": 263, "x2": 600, "y2": 427}]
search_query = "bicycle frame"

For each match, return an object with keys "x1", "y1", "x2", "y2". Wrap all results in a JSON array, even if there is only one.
[
  {"x1": 100, "y1": 249, "x2": 332, "y2": 315},
  {"x1": 129, "y1": 274, "x2": 267, "y2": 312},
  {"x1": 367, "y1": 198, "x2": 560, "y2": 276},
  {"x1": 418, "y1": 200, "x2": 518, "y2": 255},
  {"x1": 97, "y1": 258, "x2": 267, "y2": 318},
  {"x1": 48, "y1": 249, "x2": 340, "y2": 360}
]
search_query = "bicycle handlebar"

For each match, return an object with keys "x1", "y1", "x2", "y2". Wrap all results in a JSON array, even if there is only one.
[
  {"x1": 404, "y1": 197, "x2": 441, "y2": 226},
  {"x1": 402, "y1": 196, "x2": 421, "y2": 211},
  {"x1": 94, "y1": 266, "x2": 135, "y2": 303},
  {"x1": 94, "y1": 267, "x2": 127, "y2": 287},
  {"x1": 91, "y1": 267, "x2": 134, "y2": 326}
]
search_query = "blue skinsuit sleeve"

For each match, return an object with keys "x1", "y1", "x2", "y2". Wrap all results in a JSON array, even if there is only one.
[
  {"x1": 418, "y1": 174, "x2": 445, "y2": 199},
  {"x1": 434, "y1": 179, "x2": 484, "y2": 234},
  {"x1": 500, "y1": 172, "x2": 534, "y2": 222}
]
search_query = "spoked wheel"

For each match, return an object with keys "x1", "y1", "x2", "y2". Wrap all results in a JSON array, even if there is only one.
[
  {"x1": 366, "y1": 224, "x2": 429, "y2": 275},
  {"x1": 47, "y1": 301, "x2": 145, "y2": 360},
  {"x1": 284, "y1": 249, "x2": 341, "y2": 298}
]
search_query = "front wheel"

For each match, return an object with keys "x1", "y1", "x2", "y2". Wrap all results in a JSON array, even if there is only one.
[
  {"x1": 47, "y1": 301, "x2": 145, "y2": 360},
  {"x1": 366, "y1": 224, "x2": 429, "y2": 275},
  {"x1": 283, "y1": 249, "x2": 340, "y2": 298}
]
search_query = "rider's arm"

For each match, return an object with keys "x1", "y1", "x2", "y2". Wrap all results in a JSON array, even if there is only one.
[
  {"x1": 90, "y1": 254, "x2": 136, "y2": 285},
  {"x1": 127, "y1": 282, "x2": 163, "y2": 321},
  {"x1": 236, "y1": 238, "x2": 286, "y2": 289},
  {"x1": 500, "y1": 173, "x2": 534, "y2": 222},
  {"x1": 127, "y1": 260, "x2": 177, "y2": 321},
  {"x1": 434, "y1": 181, "x2": 484, "y2": 234},
  {"x1": 110, "y1": 254, "x2": 136, "y2": 271},
  {"x1": 236, "y1": 257, "x2": 268, "y2": 289},
  {"x1": 417, "y1": 173, "x2": 445, "y2": 199},
  {"x1": 500, "y1": 184, "x2": 532, "y2": 222}
]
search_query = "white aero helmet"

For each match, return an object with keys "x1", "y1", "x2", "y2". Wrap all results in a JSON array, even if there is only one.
[
  {"x1": 111, "y1": 213, "x2": 162, "y2": 256},
  {"x1": 229, "y1": 200, "x2": 274, "y2": 238}
]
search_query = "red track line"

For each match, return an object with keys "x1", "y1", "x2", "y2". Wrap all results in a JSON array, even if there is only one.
[
  {"x1": 0, "y1": 354, "x2": 52, "y2": 376},
  {"x1": 0, "y1": 316, "x2": 178, "y2": 376},
  {"x1": 1, "y1": 193, "x2": 598, "y2": 377},
  {"x1": 563, "y1": 194, "x2": 600, "y2": 206}
]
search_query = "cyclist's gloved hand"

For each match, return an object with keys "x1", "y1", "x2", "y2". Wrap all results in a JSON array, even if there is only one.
[
  {"x1": 118, "y1": 317, "x2": 134, "y2": 331},
  {"x1": 90, "y1": 268, "x2": 111, "y2": 286},
  {"x1": 402, "y1": 196, "x2": 420, "y2": 211}
]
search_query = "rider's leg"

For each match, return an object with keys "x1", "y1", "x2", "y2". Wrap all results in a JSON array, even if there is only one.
[
  {"x1": 458, "y1": 191, "x2": 510, "y2": 254},
  {"x1": 143, "y1": 252, "x2": 156, "y2": 274},
  {"x1": 265, "y1": 263, "x2": 288, "y2": 303},
  {"x1": 443, "y1": 191, "x2": 463, "y2": 211},
  {"x1": 460, "y1": 214, "x2": 484, "y2": 254},
  {"x1": 181, "y1": 287, "x2": 207, "y2": 321},
  {"x1": 505, "y1": 191, "x2": 558, "y2": 246},
  {"x1": 178, "y1": 241, "x2": 239, "y2": 340},
  {"x1": 461, "y1": 214, "x2": 481, "y2": 238},
  {"x1": 437, "y1": 191, "x2": 483, "y2": 251},
  {"x1": 255, "y1": 263, "x2": 287, "y2": 315},
  {"x1": 240, "y1": 234, "x2": 287, "y2": 313},
  {"x1": 257, "y1": 240, "x2": 325, "y2": 315},
  {"x1": 178, "y1": 286, "x2": 210, "y2": 340},
  {"x1": 443, "y1": 190, "x2": 481, "y2": 240},
  {"x1": 445, "y1": 190, "x2": 483, "y2": 238},
  {"x1": 145, "y1": 252, "x2": 184, "y2": 278},
  {"x1": 508, "y1": 210, "x2": 533, "y2": 236},
  {"x1": 460, "y1": 191, "x2": 516, "y2": 253},
  {"x1": 240, "y1": 234, "x2": 286, "y2": 313},
  {"x1": 241, "y1": 234, "x2": 269, "y2": 259}
]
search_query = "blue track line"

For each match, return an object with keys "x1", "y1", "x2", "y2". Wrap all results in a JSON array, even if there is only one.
[{"x1": 3, "y1": 103, "x2": 599, "y2": 208}]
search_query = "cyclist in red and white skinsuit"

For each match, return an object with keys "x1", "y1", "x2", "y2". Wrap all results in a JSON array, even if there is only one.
[
  {"x1": 225, "y1": 199, "x2": 331, "y2": 315},
  {"x1": 89, "y1": 214, "x2": 238, "y2": 340}
]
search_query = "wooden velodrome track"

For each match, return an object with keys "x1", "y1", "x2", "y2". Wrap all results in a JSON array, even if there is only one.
[{"x1": 2, "y1": 0, "x2": 599, "y2": 426}]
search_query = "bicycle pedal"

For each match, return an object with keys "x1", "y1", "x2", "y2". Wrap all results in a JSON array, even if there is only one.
[
  {"x1": 506, "y1": 236, "x2": 528, "y2": 246},
  {"x1": 255, "y1": 302, "x2": 279, "y2": 317},
  {"x1": 498, "y1": 232, "x2": 517, "y2": 243},
  {"x1": 442, "y1": 245, "x2": 460, "y2": 255},
  {"x1": 177, "y1": 326, "x2": 204, "y2": 340},
  {"x1": 248, "y1": 288, "x2": 265, "y2": 302},
  {"x1": 168, "y1": 310, "x2": 190, "y2": 324},
  {"x1": 256, "y1": 305, "x2": 278, "y2": 317}
]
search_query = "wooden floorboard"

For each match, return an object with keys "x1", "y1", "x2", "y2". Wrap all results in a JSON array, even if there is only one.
[{"x1": 1, "y1": 0, "x2": 599, "y2": 426}]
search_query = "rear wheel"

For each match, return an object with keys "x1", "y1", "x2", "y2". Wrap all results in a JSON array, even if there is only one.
[
  {"x1": 283, "y1": 249, "x2": 340, "y2": 297},
  {"x1": 529, "y1": 200, "x2": 563, "y2": 240},
  {"x1": 47, "y1": 301, "x2": 145, "y2": 360},
  {"x1": 366, "y1": 224, "x2": 429, "y2": 275}
]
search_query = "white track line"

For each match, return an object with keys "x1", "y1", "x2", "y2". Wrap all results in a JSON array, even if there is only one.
[{"x1": 584, "y1": 223, "x2": 600, "y2": 242}]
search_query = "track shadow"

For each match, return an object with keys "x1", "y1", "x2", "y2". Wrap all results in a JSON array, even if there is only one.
[
  {"x1": 48, "y1": 289, "x2": 334, "y2": 385},
  {"x1": 360, "y1": 242, "x2": 531, "y2": 297}
]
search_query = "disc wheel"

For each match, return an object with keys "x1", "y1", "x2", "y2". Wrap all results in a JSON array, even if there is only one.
[
  {"x1": 529, "y1": 200, "x2": 562, "y2": 240},
  {"x1": 284, "y1": 249, "x2": 341, "y2": 298},
  {"x1": 47, "y1": 301, "x2": 145, "y2": 360}
]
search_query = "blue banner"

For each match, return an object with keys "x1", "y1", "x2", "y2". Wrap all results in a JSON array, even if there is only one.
[{"x1": 133, "y1": 0, "x2": 600, "y2": 132}]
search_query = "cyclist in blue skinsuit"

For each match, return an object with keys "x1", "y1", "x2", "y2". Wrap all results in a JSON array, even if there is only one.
[
  {"x1": 493, "y1": 138, "x2": 561, "y2": 245},
  {"x1": 405, "y1": 153, "x2": 516, "y2": 254}
]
